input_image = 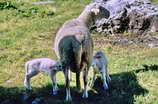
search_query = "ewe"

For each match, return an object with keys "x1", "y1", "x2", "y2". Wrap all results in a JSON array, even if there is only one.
[
  {"x1": 54, "y1": 3, "x2": 110, "y2": 101},
  {"x1": 24, "y1": 58, "x2": 62, "y2": 95}
]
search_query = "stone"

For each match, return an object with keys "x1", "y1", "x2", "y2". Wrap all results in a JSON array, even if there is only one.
[{"x1": 93, "y1": 0, "x2": 158, "y2": 35}]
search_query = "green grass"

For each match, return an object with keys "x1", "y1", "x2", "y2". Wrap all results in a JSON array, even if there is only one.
[
  {"x1": 150, "y1": 0, "x2": 158, "y2": 4},
  {"x1": 0, "y1": 0, "x2": 158, "y2": 104}
]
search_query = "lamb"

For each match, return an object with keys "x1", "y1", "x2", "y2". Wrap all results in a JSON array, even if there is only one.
[
  {"x1": 90, "y1": 51, "x2": 111, "y2": 90},
  {"x1": 54, "y1": 3, "x2": 110, "y2": 101},
  {"x1": 24, "y1": 58, "x2": 62, "y2": 95}
]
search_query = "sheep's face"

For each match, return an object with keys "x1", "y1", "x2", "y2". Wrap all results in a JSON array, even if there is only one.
[
  {"x1": 91, "y1": 56, "x2": 102, "y2": 72},
  {"x1": 91, "y1": 7, "x2": 100, "y2": 15},
  {"x1": 90, "y1": 3, "x2": 110, "y2": 19},
  {"x1": 95, "y1": 51, "x2": 104, "y2": 57},
  {"x1": 51, "y1": 62, "x2": 63, "y2": 71}
]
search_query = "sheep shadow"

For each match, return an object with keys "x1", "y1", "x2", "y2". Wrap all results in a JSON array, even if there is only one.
[
  {"x1": 134, "y1": 64, "x2": 158, "y2": 73},
  {"x1": 0, "y1": 86, "x2": 24, "y2": 104},
  {"x1": 88, "y1": 72, "x2": 147, "y2": 104},
  {"x1": 1, "y1": 64, "x2": 158, "y2": 104},
  {"x1": 21, "y1": 68, "x2": 150, "y2": 104}
]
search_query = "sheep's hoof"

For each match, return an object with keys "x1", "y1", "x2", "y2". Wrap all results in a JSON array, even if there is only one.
[
  {"x1": 51, "y1": 89, "x2": 58, "y2": 96},
  {"x1": 82, "y1": 92, "x2": 88, "y2": 99},
  {"x1": 65, "y1": 96, "x2": 72, "y2": 102},
  {"x1": 53, "y1": 91, "x2": 58, "y2": 95},
  {"x1": 24, "y1": 83, "x2": 32, "y2": 91},
  {"x1": 103, "y1": 84, "x2": 109, "y2": 90},
  {"x1": 25, "y1": 87, "x2": 32, "y2": 91}
]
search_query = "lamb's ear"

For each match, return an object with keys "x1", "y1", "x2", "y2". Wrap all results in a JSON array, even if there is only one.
[
  {"x1": 91, "y1": 8, "x2": 100, "y2": 15},
  {"x1": 95, "y1": 55, "x2": 101, "y2": 59},
  {"x1": 49, "y1": 66, "x2": 54, "y2": 69}
]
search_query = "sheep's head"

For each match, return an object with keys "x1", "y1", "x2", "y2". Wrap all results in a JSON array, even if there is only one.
[
  {"x1": 82, "y1": 3, "x2": 110, "y2": 27},
  {"x1": 95, "y1": 51, "x2": 104, "y2": 57},
  {"x1": 51, "y1": 62, "x2": 63, "y2": 71},
  {"x1": 89, "y1": 3, "x2": 110, "y2": 19},
  {"x1": 91, "y1": 7, "x2": 100, "y2": 15}
]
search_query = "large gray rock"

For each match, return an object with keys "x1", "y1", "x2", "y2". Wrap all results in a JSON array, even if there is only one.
[{"x1": 93, "y1": 0, "x2": 158, "y2": 35}]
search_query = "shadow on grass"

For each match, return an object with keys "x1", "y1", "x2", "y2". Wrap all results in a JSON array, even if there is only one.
[
  {"x1": 135, "y1": 64, "x2": 158, "y2": 73},
  {"x1": 0, "y1": 86, "x2": 24, "y2": 104},
  {"x1": 1, "y1": 64, "x2": 158, "y2": 104}
]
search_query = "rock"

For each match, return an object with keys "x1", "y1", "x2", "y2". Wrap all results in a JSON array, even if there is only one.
[
  {"x1": 93, "y1": 0, "x2": 158, "y2": 35},
  {"x1": 148, "y1": 42, "x2": 158, "y2": 48}
]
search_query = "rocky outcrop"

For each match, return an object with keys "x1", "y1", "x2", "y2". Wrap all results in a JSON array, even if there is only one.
[{"x1": 93, "y1": 0, "x2": 158, "y2": 35}]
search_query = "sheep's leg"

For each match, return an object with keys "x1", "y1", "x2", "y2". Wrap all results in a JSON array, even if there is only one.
[
  {"x1": 50, "y1": 72, "x2": 58, "y2": 95},
  {"x1": 82, "y1": 68, "x2": 89, "y2": 99},
  {"x1": 101, "y1": 71, "x2": 109, "y2": 90},
  {"x1": 90, "y1": 70, "x2": 97, "y2": 88},
  {"x1": 64, "y1": 68, "x2": 72, "y2": 101},
  {"x1": 76, "y1": 72, "x2": 81, "y2": 89},
  {"x1": 73, "y1": 42, "x2": 82, "y2": 89},
  {"x1": 70, "y1": 71, "x2": 72, "y2": 81},
  {"x1": 24, "y1": 74, "x2": 31, "y2": 90},
  {"x1": 24, "y1": 71, "x2": 38, "y2": 90},
  {"x1": 105, "y1": 67, "x2": 111, "y2": 85},
  {"x1": 106, "y1": 70, "x2": 111, "y2": 84},
  {"x1": 24, "y1": 63, "x2": 31, "y2": 90},
  {"x1": 107, "y1": 74, "x2": 111, "y2": 83}
]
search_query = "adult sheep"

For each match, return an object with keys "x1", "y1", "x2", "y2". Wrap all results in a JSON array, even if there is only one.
[{"x1": 54, "y1": 3, "x2": 110, "y2": 101}]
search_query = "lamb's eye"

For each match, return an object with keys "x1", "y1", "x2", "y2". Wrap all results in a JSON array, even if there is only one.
[{"x1": 59, "y1": 65, "x2": 62, "y2": 69}]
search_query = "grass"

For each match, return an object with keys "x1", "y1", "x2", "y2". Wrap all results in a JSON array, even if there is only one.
[
  {"x1": 150, "y1": 0, "x2": 158, "y2": 4},
  {"x1": 0, "y1": 0, "x2": 158, "y2": 104}
]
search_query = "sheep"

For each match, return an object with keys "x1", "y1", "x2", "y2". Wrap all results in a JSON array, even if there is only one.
[
  {"x1": 54, "y1": 3, "x2": 110, "y2": 101},
  {"x1": 90, "y1": 51, "x2": 111, "y2": 90},
  {"x1": 24, "y1": 58, "x2": 62, "y2": 95}
]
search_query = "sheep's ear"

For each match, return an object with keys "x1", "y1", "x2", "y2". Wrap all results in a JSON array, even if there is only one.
[
  {"x1": 91, "y1": 8, "x2": 100, "y2": 15},
  {"x1": 49, "y1": 66, "x2": 54, "y2": 69}
]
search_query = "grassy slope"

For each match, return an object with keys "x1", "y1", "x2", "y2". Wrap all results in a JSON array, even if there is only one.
[{"x1": 0, "y1": 0, "x2": 158, "y2": 104}]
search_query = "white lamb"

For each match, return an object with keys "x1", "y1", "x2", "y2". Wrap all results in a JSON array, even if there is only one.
[
  {"x1": 24, "y1": 58, "x2": 62, "y2": 95},
  {"x1": 90, "y1": 51, "x2": 111, "y2": 90}
]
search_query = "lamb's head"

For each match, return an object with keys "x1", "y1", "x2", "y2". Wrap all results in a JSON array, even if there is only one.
[
  {"x1": 92, "y1": 51, "x2": 105, "y2": 65},
  {"x1": 95, "y1": 51, "x2": 104, "y2": 57},
  {"x1": 51, "y1": 62, "x2": 63, "y2": 71}
]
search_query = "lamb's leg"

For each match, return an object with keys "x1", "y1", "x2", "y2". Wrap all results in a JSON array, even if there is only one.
[
  {"x1": 24, "y1": 74, "x2": 31, "y2": 90},
  {"x1": 24, "y1": 71, "x2": 38, "y2": 90},
  {"x1": 106, "y1": 72, "x2": 111, "y2": 84},
  {"x1": 101, "y1": 71, "x2": 109, "y2": 90},
  {"x1": 64, "y1": 68, "x2": 72, "y2": 101},
  {"x1": 82, "y1": 68, "x2": 89, "y2": 99},
  {"x1": 105, "y1": 67, "x2": 111, "y2": 85},
  {"x1": 108, "y1": 74, "x2": 111, "y2": 82},
  {"x1": 24, "y1": 63, "x2": 31, "y2": 90},
  {"x1": 50, "y1": 72, "x2": 58, "y2": 95}
]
